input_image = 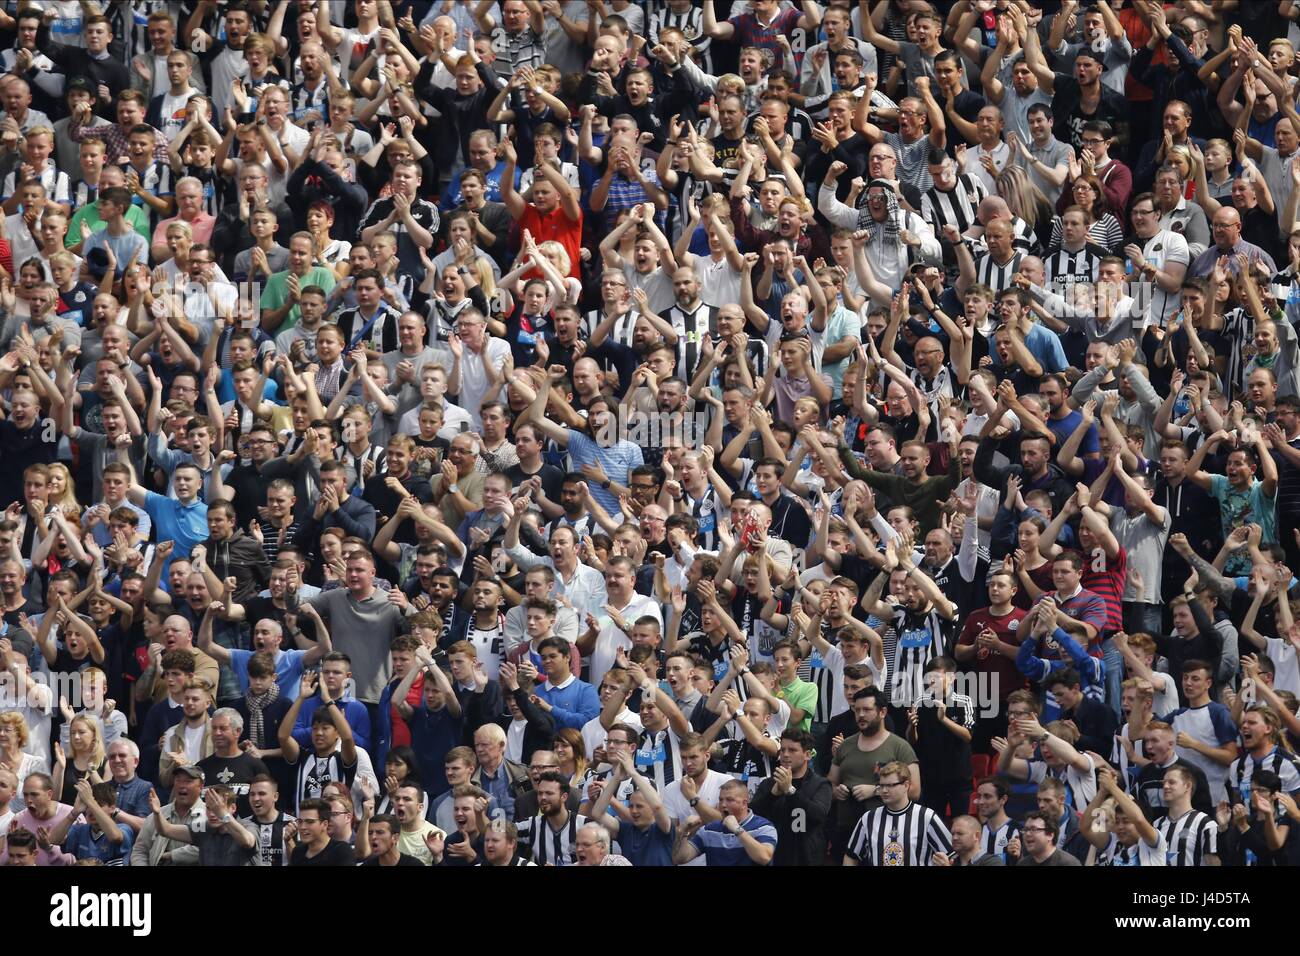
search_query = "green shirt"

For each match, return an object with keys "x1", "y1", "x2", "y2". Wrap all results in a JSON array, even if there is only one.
[
  {"x1": 259, "y1": 266, "x2": 337, "y2": 333},
  {"x1": 778, "y1": 677, "x2": 818, "y2": 732},
  {"x1": 66, "y1": 203, "x2": 152, "y2": 247}
]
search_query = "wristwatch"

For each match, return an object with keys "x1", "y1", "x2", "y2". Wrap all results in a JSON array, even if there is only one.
[
  {"x1": 688, "y1": 797, "x2": 699, "y2": 808},
  {"x1": 448, "y1": 483, "x2": 461, "y2": 495},
  {"x1": 600, "y1": 479, "x2": 612, "y2": 490}
]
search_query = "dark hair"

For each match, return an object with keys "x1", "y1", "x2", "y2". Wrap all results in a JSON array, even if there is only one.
[
  {"x1": 298, "y1": 798, "x2": 330, "y2": 821},
  {"x1": 537, "y1": 637, "x2": 571, "y2": 658},
  {"x1": 851, "y1": 686, "x2": 888, "y2": 710},
  {"x1": 781, "y1": 728, "x2": 816, "y2": 751},
  {"x1": 1023, "y1": 810, "x2": 1058, "y2": 843},
  {"x1": 535, "y1": 770, "x2": 570, "y2": 793},
  {"x1": 1045, "y1": 668, "x2": 1081, "y2": 691}
]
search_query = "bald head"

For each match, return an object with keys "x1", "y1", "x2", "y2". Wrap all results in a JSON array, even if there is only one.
[
  {"x1": 1212, "y1": 206, "x2": 1243, "y2": 251},
  {"x1": 978, "y1": 196, "x2": 1010, "y2": 224}
]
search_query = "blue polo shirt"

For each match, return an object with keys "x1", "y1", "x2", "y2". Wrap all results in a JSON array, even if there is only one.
[
  {"x1": 113, "y1": 775, "x2": 154, "y2": 820},
  {"x1": 689, "y1": 812, "x2": 778, "y2": 866},
  {"x1": 228, "y1": 647, "x2": 310, "y2": 699},
  {"x1": 619, "y1": 821, "x2": 676, "y2": 867},
  {"x1": 142, "y1": 491, "x2": 208, "y2": 583}
]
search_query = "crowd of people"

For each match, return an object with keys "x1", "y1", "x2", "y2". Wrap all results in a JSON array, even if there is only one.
[{"x1": 3, "y1": 0, "x2": 1300, "y2": 869}]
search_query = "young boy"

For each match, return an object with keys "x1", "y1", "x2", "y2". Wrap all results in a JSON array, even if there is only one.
[
  {"x1": 67, "y1": 137, "x2": 107, "y2": 215},
  {"x1": 908, "y1": 655, "x2": 976, "y2": 824},
  {"x1": 124, "y1": 123, "x2": 174, "y2": 229},
  {"x1": 82, "y1": 186, "x2": 149, "y2": 277},
  {"x1": 411, "y1": 405, "x2": 449, "y2": 478},
  {"x1": 2, "y1": 126, "x2": 70, "y2": 216},
  {"x1": 167, "y1": 103, "x2": 222, "y2": 217},
  {"x1": 233, "y1": 204, "x2": 287, "y2": 282}
]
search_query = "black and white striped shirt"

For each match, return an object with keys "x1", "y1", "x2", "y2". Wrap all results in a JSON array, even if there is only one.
[
  {"x1": 1227, "y1": 747, "x2": 1300, "y2": 803},
  {"x1": 1156, "y1": 809, "x2": 1218, "y2": 866},
  {"x1": 636, "y1": 726, "x2": 684, "y2": 791},
  {"x1": 583, "y1": 306, "x2": 638, "y2": 350},
  {"x1": 648, "y1": 3, "x2": 712, "y2": 73},
  {"x1": 972, "y1": 251, "x2": 1025, "y2": 294},
  {"x1": 668, "y1": 301, "x2": 719, "y2": 382},
  {"x1": 982, "y1": 818, "x2": 1019, "y2": 862},
  {"x1": 290, "y1": 750, "x2": 357, "y2": 815},
  {"x1": 516, "y1": 811, "x2": 588, "y2": 866},
  {"x1": 685, "y1": 488, "x2": 723, "y2": 553},
  {"x1": 890, "y1": 606, "x2": 951, "y2": 708},
  {"x1": 846, "y1": 802, "x2": 952, "y2": 866},
  {"x1": 1044, "y1": 242, "x2": 1106, "y2": 294},
  {"x1": 920, "y1": 175, "x2": 987, "y2": 237}
]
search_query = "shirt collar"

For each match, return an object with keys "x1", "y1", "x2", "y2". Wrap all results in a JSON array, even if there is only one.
[{"x1": 545, "y1": 673, "x2": 576, "y2": 692}]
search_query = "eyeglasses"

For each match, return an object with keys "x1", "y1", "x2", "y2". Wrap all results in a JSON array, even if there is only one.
[
  {"x1": 878, "y1": 780, "x2": 905, "y2": 789},
  {"x1": 1022, "y1": 825, "x2": 1050, "y2": 834}
]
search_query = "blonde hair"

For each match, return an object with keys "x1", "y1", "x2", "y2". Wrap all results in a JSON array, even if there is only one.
[
  {"x1": 0, "y1": 711, "x2": 29, "y2": 748},
  {"x1": 715, "y1": 73, "x2": 745, "y2": 97},
  {"x1": 243, "y1": 33, "x2": 274, "y2": 56},
  {"x1": 536, "y1": 240, "x2": 571, "y2": 277},
  {"x1": 68, "y1": 713, "x2": 106, "y2": 769},
  {"x1": 473, "y1": 256, "x2": 497, "y2": 299},
  {"x1": 46, "y1": 463, "x2": 78, "y2": 512},
  {"x1": 996, "y1": 165, "x2": 1050, "y2": 229}
]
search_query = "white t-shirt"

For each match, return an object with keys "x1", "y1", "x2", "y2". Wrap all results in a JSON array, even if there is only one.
[
  {"x1": 661, "y1": 769, "x2": 731, "y2": 823},
  {"x1": 157, "y1": 89, "x2": 198, "y2": 143},
  {"x1": 457, "y1": 338, "x2": 511, "y2": 430},
  {"x1": 1261, "y1": 637, "x2": 1300, "y2": 696},
  {"x1": 693, "y1": 254, "x2": 742, "y2": 310},
  {"x1": 588, "y1": 594, "x2": 664, "y2": 688},
  {"x1": 1149, "y1": 670, "x2": 1180, "y2": 719},
  {"x1": 1142, "y1": 230, "x2": 1189, "y2": 328}
]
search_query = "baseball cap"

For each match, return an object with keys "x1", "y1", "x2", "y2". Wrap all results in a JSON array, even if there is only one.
[
  {"x1": 173, "y1": 765, "x2": 205, "y2": 782},
  {"x1": 66, "y1": 76, "x2": 95, "y2": 97}
]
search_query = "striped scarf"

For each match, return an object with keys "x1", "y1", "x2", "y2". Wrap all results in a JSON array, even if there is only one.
[
  {"x1": 245, "y1": 683, "x2": 280, "y2": 748},
  {"x1": 862, "y1": 180, "x2": 902, "y2": 248}
]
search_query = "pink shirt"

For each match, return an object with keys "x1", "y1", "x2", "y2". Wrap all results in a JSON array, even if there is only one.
[
  {"x1": 151, "y1": 212, "x2": 216, "y2": 253},
  {"x1": 0, "y1": 802, "x2": 76, "y2": 865}
]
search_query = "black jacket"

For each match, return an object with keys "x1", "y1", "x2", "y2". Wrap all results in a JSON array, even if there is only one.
[
  {"x1": 750, "y1": 768, "x2": 833, "y2": 867},
  {"x1": 285, "y1": 159, "x2": 368, "y2": 239},
  {"x1": 496, "y1": 686, "x2": 556, "y2": 767},
  {"x1": 455, "y1": 680, "x2": 503, "y2": 746},
  {"x1": 205, "y1": 529, "x2": 271, "y2": 603}
]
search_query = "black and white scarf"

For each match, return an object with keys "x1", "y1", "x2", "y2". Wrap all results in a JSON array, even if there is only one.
[{"x1": 245, "y1": 683, "x2": 281, "y2": 748}]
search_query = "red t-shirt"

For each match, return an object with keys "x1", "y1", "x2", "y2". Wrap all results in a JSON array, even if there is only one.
[
  {"x1": 958, "y1": 606, "x2": 1029, "y2": 700},
  {"x1": 389, "y1": 671, "x2": 425, "y2": 750},
  {"x1": 517, "y1": 203, "x2": 583, "y2": 278},
  {"x1": 1082, "y1": 545, "x2": 1127, "y2": 638}
]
